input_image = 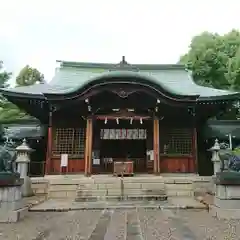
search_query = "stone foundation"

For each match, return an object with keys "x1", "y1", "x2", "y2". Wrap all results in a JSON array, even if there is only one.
[
  {"x1": 0, "y1": 185, "x2": 27, "y2": 222},
  {"x1": 31, "y1": 175, "x2": 207, "y2": 200},
  {"x1": 211, "y1": 184, "x2": 240, "y2": 219}
]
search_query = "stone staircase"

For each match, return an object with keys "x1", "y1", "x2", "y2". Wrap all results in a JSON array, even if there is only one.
[
  {"x1": 31, "y1": 175, "x2": 197, "y2": 200},
  {"x1": 164, "y1": 178, "x2": 194, "y2": 197},
  {"x1": 75, "y1": 177, "x2": 167, "y2": 201}
]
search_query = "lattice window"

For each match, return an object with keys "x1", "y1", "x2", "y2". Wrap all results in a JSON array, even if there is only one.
[
  {"x1": 160, "y1": 127, "x2": 193, "y2": 155},
  {"x1": 52, "y1": 128, "x2": 85, "y2": 158}
]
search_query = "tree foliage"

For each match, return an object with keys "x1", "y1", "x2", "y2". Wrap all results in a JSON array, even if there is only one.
[
  {"x1": 180, "y1": 30, "x2": 240, "y2": 120},
  {"x1": 0, "y1": 64, "x2": 44, "y2": 124},
  {"x1": 16, "y1": 65, "x2": 44, "y2": 86},
  {"x1": 179, "y1": 29, "x2": 240, "y2": 91},
  {"x1": 0, "y1": 61, "x2": 11, "y2": 88},
  {"x1": 0, "y1": 62, "x2": 33, "y2": 124}
]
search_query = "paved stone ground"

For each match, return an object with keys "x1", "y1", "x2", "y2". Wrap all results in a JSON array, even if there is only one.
[
  {"x1": 0, "y1": 209, "x2": 240, "y2": 240},
  {"x1": 29, "y1": 197, "x2": 206, "y2": 211}
]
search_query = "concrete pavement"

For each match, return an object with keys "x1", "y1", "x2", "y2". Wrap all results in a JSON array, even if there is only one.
[{"x1": 1, "y1": 208, "x2": 240, "y2": 240}]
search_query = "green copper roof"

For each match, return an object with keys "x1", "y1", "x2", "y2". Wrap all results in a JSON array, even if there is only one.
[{"x1": 1, "y1": 58, "x2": 240, "y2": 101}]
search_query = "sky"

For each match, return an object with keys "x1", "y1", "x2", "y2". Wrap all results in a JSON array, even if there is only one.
[{"x1": 0, "y1": 0, "x2": 240, "y2": 83}]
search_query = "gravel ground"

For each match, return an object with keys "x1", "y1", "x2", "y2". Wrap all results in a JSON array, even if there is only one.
[{"x1": 0, "y1": 209, "x2": 240, "y2": 240}]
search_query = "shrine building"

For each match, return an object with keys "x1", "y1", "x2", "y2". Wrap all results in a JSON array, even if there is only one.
[{"x1": 1, "y1": 57, "x2": 239, "y2": 176}]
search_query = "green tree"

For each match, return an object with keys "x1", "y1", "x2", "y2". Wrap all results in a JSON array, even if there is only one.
[
  {"x1": 180, "y1": 30, "x2": 240, "y2": 120},
  {"x1": 0, "y1": 62, "x2": 32, "y2": 123},
  {"x1": 16, "y1": 65, "x2": 44, "y2": 86},
  {"x1": 0, "y1": 61, "x2": 11, "y2": 88},
  {"x1": 179, "y1": 29, "x2": 240, "y2": 90}
]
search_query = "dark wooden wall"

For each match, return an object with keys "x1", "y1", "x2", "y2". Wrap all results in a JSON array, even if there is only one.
[
  {"x1": 48, "y1": 110, "x2": 197, "y2": 174},
  {"x1": 49, "y1": 111, "x2": 86, "y2": 174},
  {"x1": 159, "y1": 118, "x2": 196, "y2": 173}
]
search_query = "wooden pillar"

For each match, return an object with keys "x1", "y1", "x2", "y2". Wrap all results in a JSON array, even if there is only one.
[
  {"x1": 84, "y1": 118, "x2": 93, "y2": 176},
  {"x1": 84, "y1": 119, "x2": 89, "y2": 176},
  {"x1": 157, "y1": 121, "x2": 160, "y2": 173},
  {"x1": 146, "y1": 127, "x2": 154, "y2": 173},
  {"x1": 192, "y1": 108, "x2": 198, "y2": 173},
  {"x1": 88, "y1": 118, "x2": 93, "y2": 174},
  {"x1": 153, "y1": 118, "x2": 160, "y2": 174},
  {"x1": 193, "y1": 127, "x2": 198, "y2": 173},
  {"x1": 45, "y1": 110, "x2": 53, "y2": 175}
]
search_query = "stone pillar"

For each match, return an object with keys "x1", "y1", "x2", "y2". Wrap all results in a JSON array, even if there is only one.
[
  {"x1": 209, "y1": 139, "x2": 221, "y2": 175},
  {"x1": 0, "y1": 177, "x2": 28, "y2": 222},
  {"x1": 211, "y1": 173, "x2": 240, "y2": 219},
  {"x1": 15, "y1": 139, "x2": 34, "y2": 197}
]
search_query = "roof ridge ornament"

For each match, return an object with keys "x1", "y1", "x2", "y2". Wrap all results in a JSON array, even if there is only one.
[
  {"x1": 121, "y1": 56, "x2": 126, "y2": 64},
  {"x1": 109, "y1": 56, "x2": 139, "y2": 72}
]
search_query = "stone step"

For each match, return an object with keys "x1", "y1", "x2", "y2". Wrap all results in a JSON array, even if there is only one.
[
  {"x1": 74, "y1": 180, "x2": 175, "y2": 201},
  {"x1": 76, "y1": 188, "x2": 166, "y2": 196},
  {"x1": 165, "y1": 183, "x2": 193, "y2": 190},
  {"x1": 75, "y1": 188, "x2": 167, "y2": 203},
  {"x1": 164, "y1": 183, "x2": 193, "y2": 197},
  {"x1": 75, "y1": 190, "x2": 191, "y2": 198},
  {"x1": 76, "y1": 189, "x2": 107, "y2": 197},
  {"x1": 75, "y1": 195, "x2": 167, "y2": 202},
  {"x1": 77, "y1": 182, "x2": 166, "y2": 190},
  {"x1": 40, "y1": 177, "x2": 194, "y2": 200},
  {"x1": 166, "y1": 190, "x2": 193, "y2": 197},
  {"x1": 89, "y1": 178, "x2": 165, "y2": 184}
]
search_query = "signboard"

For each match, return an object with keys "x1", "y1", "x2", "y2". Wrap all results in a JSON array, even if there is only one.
[
  {"x1": 147, "y1": 150, "x2": 154, "y2": 161},
  {"x1": 100, "y1": 129, "x2": 147, "y2": 140},
  {"x1": 92, "y1": 150, "x2": 100, "y2": 165},
  {"x1": 121, "y1": 129, "x2": 127, "y2": 139},
  {"x1": 132, "y1": 129, "x2": 138, "y2": 139},
  {"x1": 93, "y1": 158, "x2": 100, "y2": 165},
  {"x1": 139, "y1": 129, "x2": 147, "y2": 139},
  {"x1": 103, "y1": 129, "x2": 109, "y2": 139},
  {"x1": 60, "y1": 154, "x2": 68, "y2": 167},
  {"x1": 115, "y1": 129, "x2": 120, "y2": 139},
  {"x1": 149, "y1": 150, "x2": 154, "y2": 161},
  {"x1": 109, "y1": 129, "x2": 115, "y2": 139}
]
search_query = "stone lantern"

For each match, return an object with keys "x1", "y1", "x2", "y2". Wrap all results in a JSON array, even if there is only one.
[
  {"x1": 15, "y1": 139, "x2": 34, "y2": 197},
  {"x1": 209, "y1": 139, "x2": 221, "y2": 175}
]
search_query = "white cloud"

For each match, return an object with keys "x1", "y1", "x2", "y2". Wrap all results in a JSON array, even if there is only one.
[{"x1": 0, "y1": 0, "x2": 240, "y2": 82}]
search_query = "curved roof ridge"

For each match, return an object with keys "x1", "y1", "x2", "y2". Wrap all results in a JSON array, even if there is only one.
[
  {"x1": 1, "y1": 62, "x2": 239, "y2": 101},
  {"x1": 57, "y1": 59, "x2": 186, "y2": 71},
  {"x1": 48, "y1": 68, "x2": 198, "y2": 98}
]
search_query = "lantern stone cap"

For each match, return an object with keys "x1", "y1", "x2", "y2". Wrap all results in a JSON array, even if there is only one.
[
  {"x1": 16, "y1": 139, "x2": 33, "y2": 152},
  {"x1": 208, "y1": 139, "x2": 220, "y2": 151}
]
